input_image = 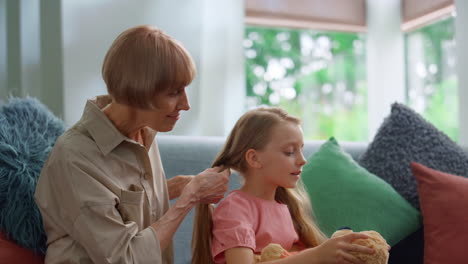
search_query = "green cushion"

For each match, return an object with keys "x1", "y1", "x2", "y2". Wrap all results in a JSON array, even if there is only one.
[{"x1": 301, "y1": 137, "x2": 421, "y2": 246}]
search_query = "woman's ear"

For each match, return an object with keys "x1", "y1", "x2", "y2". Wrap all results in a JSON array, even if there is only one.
[{"x1": 245, "y1": 149, "x2": 262, "y2": 169}]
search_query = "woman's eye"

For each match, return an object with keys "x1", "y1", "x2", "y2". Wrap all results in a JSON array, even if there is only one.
[{"x1": 284, "y1": 151, "x2": 294, "y2": 156}]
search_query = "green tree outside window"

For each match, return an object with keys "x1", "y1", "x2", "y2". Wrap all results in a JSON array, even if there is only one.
[
  {"x1": 405, "y1": 17, "x2": 458, "y2": 141},
  {"x1": 244, "y1": 26, "x2": 367, "y2": 141}
]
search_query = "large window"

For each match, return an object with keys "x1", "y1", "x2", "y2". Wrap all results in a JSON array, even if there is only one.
[
  {"x1": 244, "y1": 26, "x2": 367, "y2": 141},
  {"x1": 405, "y1": 16, "x2": 458, "y2": 140}
]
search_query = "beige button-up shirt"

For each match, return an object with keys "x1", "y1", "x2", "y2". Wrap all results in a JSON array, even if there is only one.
[{"x1": 35, "y1": 96, "x2": 174, "y2": 264}]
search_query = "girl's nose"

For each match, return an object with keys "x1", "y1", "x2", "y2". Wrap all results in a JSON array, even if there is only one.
[{"x1": 298, "y1": 152, "x2": 307, "y2": 166}]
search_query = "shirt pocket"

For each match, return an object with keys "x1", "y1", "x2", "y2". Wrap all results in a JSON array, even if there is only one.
[{"x1": 118, "y1": 185, "x2": 145, "y2": 230}]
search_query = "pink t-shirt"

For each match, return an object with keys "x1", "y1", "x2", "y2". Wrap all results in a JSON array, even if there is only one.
[{"x1": 211, "y1": 190, "x2": 299, "y2": 263}]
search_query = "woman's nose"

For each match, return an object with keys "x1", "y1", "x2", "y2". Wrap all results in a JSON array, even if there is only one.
[{"x1": 179, "y1": 90, "x2": 190, "y2": 111}]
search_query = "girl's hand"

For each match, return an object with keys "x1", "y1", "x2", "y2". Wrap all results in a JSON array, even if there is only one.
[
  {"x1": 182, "y1": 166, "x2": 230, "y2": 204},
  {"x1": 313, "y1": 233, "x2": 375, "y2": 264}
]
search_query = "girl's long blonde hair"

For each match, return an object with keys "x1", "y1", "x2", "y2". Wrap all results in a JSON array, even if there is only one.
[{"x1": 191, "y1": 107, "x2": 327, "y2": 264}]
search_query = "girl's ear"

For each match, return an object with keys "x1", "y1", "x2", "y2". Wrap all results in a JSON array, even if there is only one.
[{"x1": 245, "y1": 149, "x2": 262, "y2": 169}]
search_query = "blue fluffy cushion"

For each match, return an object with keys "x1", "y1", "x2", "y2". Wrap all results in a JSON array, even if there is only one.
[
  {"x1": 0, "y1": 97, "x2": 65, "y2": 253},
  {"x1": 359, "y1": 103, "x2": 468, "y2": 210}
]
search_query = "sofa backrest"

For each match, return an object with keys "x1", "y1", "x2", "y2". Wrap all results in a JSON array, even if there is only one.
[
  {"x1": 158, "y1": 135, "x2": 367, "y2": 179},
  {"x1": 158, "y1": 135, "x2": 368, "y2": 264}
]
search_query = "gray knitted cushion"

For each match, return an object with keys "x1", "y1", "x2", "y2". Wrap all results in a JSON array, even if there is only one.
[{"x1": 359, "y1": 103, "x2": 468, "y2": 210}]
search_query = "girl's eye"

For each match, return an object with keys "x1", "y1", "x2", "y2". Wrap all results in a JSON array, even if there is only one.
[{"x1": 284, "y1": 151, "x2": 294, "y2": 156}]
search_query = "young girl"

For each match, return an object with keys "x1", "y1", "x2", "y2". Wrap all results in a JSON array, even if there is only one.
[{"x1": 192, "y1": 107, "x2": 374, "y2": 264}]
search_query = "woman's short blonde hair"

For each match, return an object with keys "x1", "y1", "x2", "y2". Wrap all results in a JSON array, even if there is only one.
[{"x1": 102, "y1": 25, "x2": 196, "y2": 109}]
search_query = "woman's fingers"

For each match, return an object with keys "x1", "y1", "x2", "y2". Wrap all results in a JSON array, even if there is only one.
[
  {"x1": 211, "y1": 166, "x2": 232, "y2": 178},
  {"x1": 204, "y1": 167, "x2": 230, "y2": 181},
  {"x1": 191, "y1": 167, "x2": 230, "y2": 203},
  {"x1": 206, "y1": 166, "x2": 220, "y2": 172}
]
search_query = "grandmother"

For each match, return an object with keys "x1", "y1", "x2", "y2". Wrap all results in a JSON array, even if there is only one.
[{"x1": 35, "y1": 25, "x2": 230, "y2": 264}]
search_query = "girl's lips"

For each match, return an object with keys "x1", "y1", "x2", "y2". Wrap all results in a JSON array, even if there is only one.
[{"x1": 291, "y1": 170, "x2": 302, "y2": 176}]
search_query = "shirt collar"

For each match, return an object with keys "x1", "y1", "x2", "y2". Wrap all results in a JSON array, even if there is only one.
[
  {"x1": 80, "y1": 95, "x2": 127, "y2": 155},
  {"x1": 80, "y1": 95, "x2": 158, "y2": 155}
]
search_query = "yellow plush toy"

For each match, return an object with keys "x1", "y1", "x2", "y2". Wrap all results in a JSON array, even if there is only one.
[
  {"x1": 255, "y1": 229, "x2": 390, "y2": 264},
  {"x1": 331, "y1": 228, "x2": 390, "y2": 264},
  {"x1": 254, "y1": 243, "x2": 292, "y2": 263}
]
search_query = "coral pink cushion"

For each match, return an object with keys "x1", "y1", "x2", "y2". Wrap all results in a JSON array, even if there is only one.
[
  {"x1": 411, "y1": 162, "x2": 468, "y2": 264},
  {"x1": 0, "y1": 232, "x2": 44, "y2": 264}
]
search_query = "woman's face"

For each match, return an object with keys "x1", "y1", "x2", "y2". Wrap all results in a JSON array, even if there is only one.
[{"x1": 139, "y1": 87, "x2": 191, "y2": 132}]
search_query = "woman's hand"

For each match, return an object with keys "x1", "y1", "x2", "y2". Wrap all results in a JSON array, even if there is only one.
[
  {"x1": 181, "y1": 166, "x2": 230, "y2": 205},
  {"x1": 152, "y1": 167, "x2": 229, "y2": 250},
  {"x1": 311, "y1": 233, "x2": 375, "y2": 264},
  {"x1": 167, "y1": 175, "x2": 194, "y2": 200}
]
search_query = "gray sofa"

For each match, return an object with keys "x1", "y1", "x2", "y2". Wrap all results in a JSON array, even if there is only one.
[{"x1": 158, "y1": 135, "x2": 368, "y2": 264}]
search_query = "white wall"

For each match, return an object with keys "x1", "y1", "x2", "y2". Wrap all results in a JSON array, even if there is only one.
[
  {"x1": 40, "y1": 0, "x2": 63, "y2": 117},
  {"x1": 1, "y1": 0, "x2": 40, "y2": 99},
  {"x1": 3, "y1": 0, "x2": 465, "y2": 141},
  {"x1": 5, "y1": 0, "x2": 21, "y2": 97},
  {"x1": 198, "y1": 0, "x2": 245, "y2": 136},
  {"x1": 366, "y1": 0, "x2": 406, "y2": 140},
  {"x1": 61, "y1": 0, "x2": 204, "y2": 131},
  {"x1": 0, "y1": 0, "x2": 245, "y2": 136},
  {"x1": 0, "y1": 0, "x2": 6, "y2": 100},
  {"x1": 455, "y1": 0, "x2": 468, "y2": 146},
  {"x1": 20, "y1": 0, "x2": 41, "y2": 99},
  {"x1": 60, "y1": 0, "x2": 245, "y2": 136}
]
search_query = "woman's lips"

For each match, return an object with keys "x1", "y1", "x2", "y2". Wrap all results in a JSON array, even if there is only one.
[{"x1": 167, "y1": 114, "x2": 180, "y2": 120}]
